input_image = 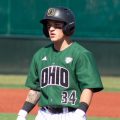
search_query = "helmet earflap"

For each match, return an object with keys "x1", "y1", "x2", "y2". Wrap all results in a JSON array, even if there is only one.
[{"x1": 63, "y1": 22, "x2": 75, "y2": 36}]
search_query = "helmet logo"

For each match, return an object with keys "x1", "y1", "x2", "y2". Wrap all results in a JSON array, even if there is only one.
[{"x1": 47, "y1": 8, "x2": 56, "y2": 16}]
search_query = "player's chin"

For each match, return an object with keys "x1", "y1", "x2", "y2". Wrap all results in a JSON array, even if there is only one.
[{"x1": 50, "y1": 37, "x2": 59, "y2": 42}]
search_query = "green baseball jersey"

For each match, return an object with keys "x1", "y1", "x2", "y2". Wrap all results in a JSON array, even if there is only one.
[{"x1": 25, "y1": 42, "x2": 103, "y2": 108}]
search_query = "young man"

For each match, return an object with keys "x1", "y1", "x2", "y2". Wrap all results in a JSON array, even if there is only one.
[{"x1": 16, "y1": 7, "x2": 103, "y2": 120}]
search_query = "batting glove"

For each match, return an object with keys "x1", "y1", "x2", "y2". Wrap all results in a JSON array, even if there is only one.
[{"x1": 16, "y1": 109, "x2": 28, "y2": 120}]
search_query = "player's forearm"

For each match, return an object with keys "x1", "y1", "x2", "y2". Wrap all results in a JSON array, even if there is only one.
[
  {"x1": 17, "y1": 89, "x2": 40, "y2": 119},
  {"x1": 79, "y1": 88, "x2": 93, "y2": 113},
  {"x1": 26, "y1": 89, "x2": 40, "y2": 104},
  {"x1": 20, "y1": 89, "x2": 40, "y2": 113},
  {"x1": 80, "y1": 88, "x2": 93, "y2": 105}
]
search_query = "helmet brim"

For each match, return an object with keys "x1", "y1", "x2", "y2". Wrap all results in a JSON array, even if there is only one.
[{"x1": 40, "y1": 18, "x2": 66, "y2": 24}]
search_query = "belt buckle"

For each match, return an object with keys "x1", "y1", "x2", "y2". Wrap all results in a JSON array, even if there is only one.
[{"x1": 63, "y1": 107, "x2": 68, "y2": 113}]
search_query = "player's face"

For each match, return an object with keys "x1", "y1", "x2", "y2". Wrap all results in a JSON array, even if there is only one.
[{"x1": 47, "y1": 20, "x2": 65, "y2": 42}]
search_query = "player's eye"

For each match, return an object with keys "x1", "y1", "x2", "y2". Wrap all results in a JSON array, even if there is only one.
[
  {"x1": 47, "y1": 22, "x2": 64, "y2": 29},
  {"x1": 54, "y1": 23, "x2": 63, "y2": 29}
]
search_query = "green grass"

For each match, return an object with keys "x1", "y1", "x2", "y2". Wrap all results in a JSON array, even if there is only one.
[
  {"x1": 0, "y1": 75, "x2": 120, "y2": 91},
  {"x1": 0, "y1": 113, "x2": 35, "y2": 120},
  {"x1": 102, "y1": 76, "x2": 120, "y2": 92},
  {"x1": 0, "y1": 75, "x2": 26, "y2": 88},
  {"x1": 0, "y1": 113, "x2": 119, "y2": 120},
  {"x1": 88, "y1": 117, "x2": 120, "y2": 120}
]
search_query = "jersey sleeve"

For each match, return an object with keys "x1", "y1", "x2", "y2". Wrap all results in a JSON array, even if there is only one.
[
  {"x1": 25, "y1": 54, "x2": 41, "y2": 91},
  {"x1": 75, "y1": 51, "x2": 103, "y2": 92}
]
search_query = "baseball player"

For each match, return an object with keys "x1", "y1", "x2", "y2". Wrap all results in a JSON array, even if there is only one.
[{"x1": 16, "y1": 7, "x2": 103, "y2": 120}]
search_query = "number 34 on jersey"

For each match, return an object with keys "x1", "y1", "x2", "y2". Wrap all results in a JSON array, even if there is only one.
[{"x1": 61, "y1": 90, "x2": 77, "y2": 105}]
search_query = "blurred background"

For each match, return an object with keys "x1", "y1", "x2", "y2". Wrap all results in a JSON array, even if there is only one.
[
  {"x1": 0, "y1": 0, "x2": 120, "y2": 76},
  {"x1": 0, "y1": 1, "x2": 120, "y2": 120}
]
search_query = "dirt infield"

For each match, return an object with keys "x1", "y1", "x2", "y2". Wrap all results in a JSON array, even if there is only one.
[{"x1": 0, "y1": 89, "x2": 120, "y2": 118}]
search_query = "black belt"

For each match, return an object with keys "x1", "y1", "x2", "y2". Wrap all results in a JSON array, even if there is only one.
[{"x1": 41, "y1": 106, "x2": 76, "y2": 114}]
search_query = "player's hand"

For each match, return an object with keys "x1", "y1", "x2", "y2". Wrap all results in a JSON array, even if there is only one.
[
  {"x1": 16, "y1": 110, "x2": 27, "y2": 120},
  {"x1": 74, "y1": 109, "x2": 86, "y2": 120},
  {"x1": 16, "y1": 115, "x2": 26, "y2": 120}
]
